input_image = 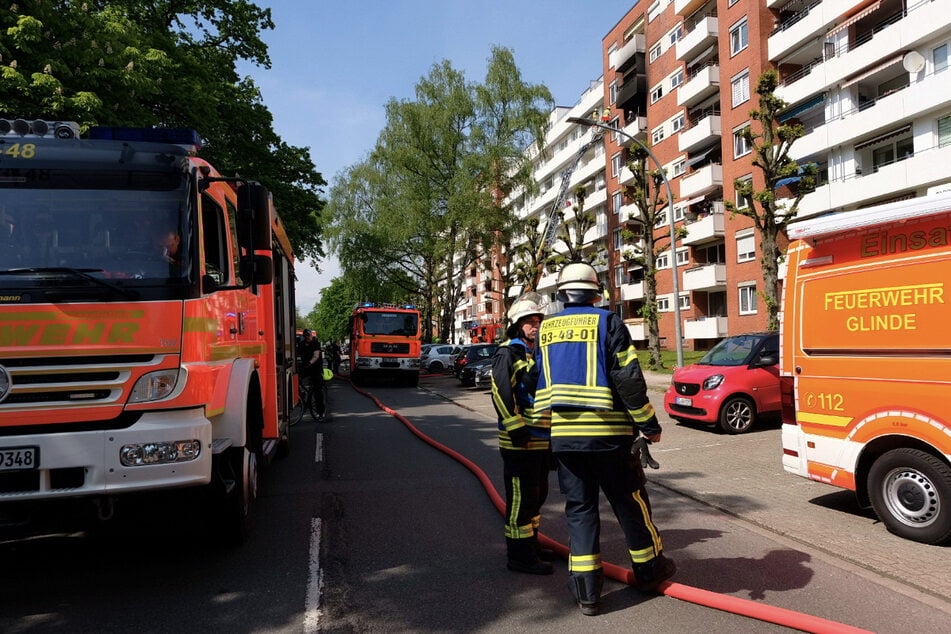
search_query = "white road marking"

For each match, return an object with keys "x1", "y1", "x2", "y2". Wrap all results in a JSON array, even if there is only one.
[
  {"x1": 315, "y1": 432, "x2": 324, "y2": 463},
  {"x1": 303, "y1": 517, "x2": 324, "y2": 632}
]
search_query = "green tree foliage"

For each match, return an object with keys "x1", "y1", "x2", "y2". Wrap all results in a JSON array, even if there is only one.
[
  {"x1": 0, "y1": 1, "x2": 326, "y2": 265},
  {"x1": 325, "y1": 47, "x2": 551, "y2": 342},
  {"x1": 724, "y1": 69, "x2": 816, "y2": 330}
]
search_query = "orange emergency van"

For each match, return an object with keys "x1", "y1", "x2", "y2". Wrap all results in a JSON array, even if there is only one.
[
  {"x1": 0, "y1": 119, "x2": 298, "y2": 543},
  {"x1": 348, "y1": 302, "x2": 421, "y2": 387},
  {"x1": 780, "y1": 192, "x2": 951, "y2": 544}
]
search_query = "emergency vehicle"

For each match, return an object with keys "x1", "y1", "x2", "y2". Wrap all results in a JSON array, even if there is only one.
[
  {"x1": 779, "y1": 192, "x2": 951, "y2": 544},
  {"x1": 348, "y1": 302, "x2": 421, "y2": 386},
  {"x1": 0, "y1": 119, "x2": 299, "y2": 543},
  {"x1": 469, "y1": 322, "x2": 504, "y2": 343}
]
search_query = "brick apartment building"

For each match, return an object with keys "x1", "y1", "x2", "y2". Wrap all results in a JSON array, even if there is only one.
[{"x1": 455, "y1": 0, "x2": 951, "y2": 352}]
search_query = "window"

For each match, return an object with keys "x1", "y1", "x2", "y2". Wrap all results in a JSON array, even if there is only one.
[
  {"x1": 615, "y1": 265, "x2": 624, "y2": 287},
  {"x1": 731, "y1": 70, "x2": 750, "y2": 107},
  {"x1": 739, "y1": 284, "x2": 757, "y2": 314},
  {"x1": 656, "y1": 253, "x2": 670, "y2": 269},
  {"x1": 672, "y1": 113, "x2": 685, "y2": 133},
  {"x1": 657, "y1": 296, "x2": 671, "y2": 311},
  {"x1": 735, "y1": 176, "x2": 753, "y2": 209},
  {"x1": 678, "y1": 293, "x2": 690, "y2": 310},
  {"x1": 676, "y1": 247, "x2": 689, "y2": 266},
  {"x1": 940, "y1": 115, "x2": 951, "y2": 148},
  {"x1": 671, "y1": 159, "x2": 686, "y2": 177},
  {"x1": 736, "y1": 230, "x2": 756, "y2": 263},
  {"x1": 673, "y1": 205, "x2": 685, "y2": 222},
  {"x1": 651, "y1": 84, "x2": 664, "y2": 103},
  {"x1": 650, "y1": 43, "x2": 662, "y2": 62},
  {"x1": 652, "y1": 125, "x2": 665, "y2": 144},
  {"x1": 671, "y1": 69, "x2": 684, "y2": 89},
  {"x1": 201, "y1": 194, "x2": 229, "y2": 286},
  {"x1": 614, "y1": 227, "x2": 623, "y2": 249},
  {"x1": 609, "y1": 80, "x2": 618, "y2": 104},
  {"x1": 935, "y1": 44, "x2": 949, "y2": 74},
  {"x1": 730, "y1": 18, "x2": 748, "y2": 56},
  {"x1": 648, "y1": 0, "x2": 662, "y2": 22},
  {"x1": 733, "y1": 126, "x2": 751, "y2": 157},
  {"x1": 611, "y1": 153, "x2": 622, "y2": 178},
  {"x1": 669, "y1": 26, "x2": 681, "y2": 46},
  {"x1": 655, "y1": 209, "x2": 668, "y2": 228},
  {"x1": 612, "y1": 190, "x2": 623, "y2": 214}
]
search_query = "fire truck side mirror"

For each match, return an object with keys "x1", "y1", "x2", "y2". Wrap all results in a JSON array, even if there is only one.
[
  {"x1": 241, "y1": 254, "x2": 273, "y2": 285},
  {"x1": 238, "y1": 182, "x2": 273, "y2": 253}
]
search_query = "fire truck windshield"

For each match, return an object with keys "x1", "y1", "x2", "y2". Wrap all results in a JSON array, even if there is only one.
[
  {"x1": 0, "y1": 174, "x2": 193, "y2": 295},
  {"x1": 362, "y1": 311, "x2": 419, "y2": 336}
]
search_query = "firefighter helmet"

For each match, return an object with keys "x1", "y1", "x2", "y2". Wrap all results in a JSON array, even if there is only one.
[
  {"x1": 556, "y1": 261, "x2": 601, "y2": 292},
  {"x1": 507, "y1": 293, "x2": 545, "y2": 325}
]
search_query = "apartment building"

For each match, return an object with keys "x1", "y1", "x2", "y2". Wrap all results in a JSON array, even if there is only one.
[{"x1": 456, "y1": 0, "x2": 951, "y2": 350}]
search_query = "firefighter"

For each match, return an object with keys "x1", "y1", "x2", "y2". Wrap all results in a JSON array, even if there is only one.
[
  {"x1": 490, "y1": 293, "x2": 552, "y2": 575},
  {"x1": 535, "y1": 261, "x2": 676, "y2": 616}
]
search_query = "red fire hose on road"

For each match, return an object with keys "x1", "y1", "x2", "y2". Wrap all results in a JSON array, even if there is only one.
[{"x1": 349, "y1": 382, "x2": 871, "y2": 634}]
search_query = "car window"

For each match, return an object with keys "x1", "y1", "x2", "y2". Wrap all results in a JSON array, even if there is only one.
[{"x1": 699, "y1": 334, "x2": 763, "y2": 366}]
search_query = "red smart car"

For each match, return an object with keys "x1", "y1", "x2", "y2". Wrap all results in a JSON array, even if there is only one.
[{"x1": 663, "y1": 332, "x2": 780, "y2": 434}]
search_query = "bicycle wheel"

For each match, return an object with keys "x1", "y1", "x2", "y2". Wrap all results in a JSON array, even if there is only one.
[{"x1": 290, "y1": 382, "x2": 310, "y2": 426}]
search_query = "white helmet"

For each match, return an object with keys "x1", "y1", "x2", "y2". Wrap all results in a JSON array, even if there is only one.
[
  {"x1": 556, "y1": 261, "x2": 601, "y2": 292},
  {"x1": 507, "y1": 292, "x2": 545, "y2": 325}
]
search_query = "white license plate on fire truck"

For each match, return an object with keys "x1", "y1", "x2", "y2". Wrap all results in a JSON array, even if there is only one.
[
  {"x1": 675, "y1": 396, "x2": 692, "y2": 407},
  {"x1": 0, "y1": 446, "x2": 39, "y2": 471}
]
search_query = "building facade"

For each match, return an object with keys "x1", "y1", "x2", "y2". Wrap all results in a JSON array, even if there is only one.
[{"x1": 456, "y1": 0, "x2": 951, "y2": 353}]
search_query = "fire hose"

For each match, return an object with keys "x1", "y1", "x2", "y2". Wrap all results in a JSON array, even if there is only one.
[{"x1": 347, "y1": 380, "x2": 872, "y2": 634}]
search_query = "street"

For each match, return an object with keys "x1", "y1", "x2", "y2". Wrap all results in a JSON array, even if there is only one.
[{"x1": 0, "y1": 374, "x2": 949, "y2": 633}]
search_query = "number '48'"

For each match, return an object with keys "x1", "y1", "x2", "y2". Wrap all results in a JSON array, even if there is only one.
[{"x1": 4, "y1": 143, "x2": 37, "y2": 159}]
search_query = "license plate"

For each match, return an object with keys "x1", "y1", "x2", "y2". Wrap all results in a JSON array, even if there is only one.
[
  {"x1": 0, "y1": 446, "x2": 39, "y2": 471},
  {"x1": 675, "y1": 396, "x2": 692, "y2": 407}
]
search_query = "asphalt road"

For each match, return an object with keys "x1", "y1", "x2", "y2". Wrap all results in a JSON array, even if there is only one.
[{"x1": 1, "y1": 374, "x2": 948, "y2": 633}]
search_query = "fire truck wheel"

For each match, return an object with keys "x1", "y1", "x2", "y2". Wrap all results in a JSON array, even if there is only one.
[
  {"x1": 222, "y1": 445, "x2": 258, "y2": 545},
  {"x1": 868, "y1": 448, "x2": 951, "y2": 545},
  {"x1": 718, "y1": 396, "x2": 755, "y2": 434}
]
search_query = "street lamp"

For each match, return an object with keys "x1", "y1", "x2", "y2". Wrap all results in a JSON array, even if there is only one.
[{"x1": 566, "y1": 116, "x2": 684, "y2": 368}]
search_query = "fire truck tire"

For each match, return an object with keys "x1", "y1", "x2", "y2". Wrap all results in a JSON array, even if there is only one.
[
  {"x1": 718, "y1": 396, "x2": 755, "y2": 434},
  {"x1": 868, "y1": 448, "x2": 951, "y2": 545},
  {"x1": 351, "y1": 369, "x2": 364, "y2": 386},
  {"x1": 221, "y1": 445, "x2": 258, "y2": 546},
  {"x1": 405, "y1": 372, "x2": 419, "y2": 388}
]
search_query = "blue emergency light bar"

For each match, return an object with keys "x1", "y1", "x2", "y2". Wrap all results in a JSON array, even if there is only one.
[{"x1": 88, "y1": 126, "x2": 202, "y2": 151}]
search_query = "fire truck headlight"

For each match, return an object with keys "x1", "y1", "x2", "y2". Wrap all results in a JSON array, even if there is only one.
[
  {"x1": 702, "y1": 374, "x2": 725, "y2": 391},
  {"x1": 129, "y1": 370, "x2": 182, "y2": 403},
  {"x1": 120, "y1": 440, "x2": 201, "y2": 466}
]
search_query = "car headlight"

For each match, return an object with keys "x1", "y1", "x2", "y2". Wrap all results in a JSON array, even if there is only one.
[{"x1": 702, "y1": 374, "x2": 724, "y2": 391}]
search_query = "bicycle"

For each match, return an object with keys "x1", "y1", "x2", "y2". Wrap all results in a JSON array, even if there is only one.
[{"x1": 289, "y1": 372, "x2": 328, "y2": 425}]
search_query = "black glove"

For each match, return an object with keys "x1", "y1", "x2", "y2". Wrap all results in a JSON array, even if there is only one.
[
  {"x1": 632, "y1": 436, "x2": 660, "y2": 469},
  {"x1": 508, "y1": 426, "x2": 530, "y2": 447}
]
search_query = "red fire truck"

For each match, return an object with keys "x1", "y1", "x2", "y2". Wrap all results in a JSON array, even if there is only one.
[
  {"x1": 0, "y1": 119, "x2": 299, "y2": 543},
  {"x1": 348, "y1": 302, "x2": 421, "y2": 387}
]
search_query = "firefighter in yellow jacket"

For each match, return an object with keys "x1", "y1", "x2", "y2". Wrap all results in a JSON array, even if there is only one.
[
  {"x1": 535, "y1": 261, "x2": 676, "y2": 615},
  {"x1": 491, "y1": 293, "x2": 553, "y2": 575}
]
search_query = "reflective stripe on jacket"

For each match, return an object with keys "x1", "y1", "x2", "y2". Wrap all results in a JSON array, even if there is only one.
[{"x1": 491, "y1": 338, "x2": 550, "y2": 451}]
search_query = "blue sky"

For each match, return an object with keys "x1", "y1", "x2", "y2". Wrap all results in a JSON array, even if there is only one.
[{"x1": 242, "y1": 0, "x2": 641, "y2": 313}]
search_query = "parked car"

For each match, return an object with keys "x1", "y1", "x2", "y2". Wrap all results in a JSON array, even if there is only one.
[
  {"x1": 453, "y1": 343, "x2": 498, "y2": 381},
  {"x1": 420, "y1": 344, "x2": 460, "y2": 373},
  {"x1": 461, "y1": 356, "x2": 494, "y2": 387},
  {"x1": 663, "y1": 332, "x2": 780, "y2": 434}
]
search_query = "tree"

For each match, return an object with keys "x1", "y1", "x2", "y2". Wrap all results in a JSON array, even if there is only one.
[
  {"x1": 326, "y1": 47, "x2": 551, "y2": 342},
  {"x1": 619, "y1": 146, "x2": 679, "y2": 371},
  {"x1": 0, "y1": 1, "x2": 326, "y2": 264},
  {"x1": 724, "y1": 69, "x2": 816, "y2": 330}
]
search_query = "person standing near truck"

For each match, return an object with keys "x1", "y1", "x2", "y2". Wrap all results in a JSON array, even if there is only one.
[{"x1": 491, "y1": 293, "x2": 552, "y2": 575}]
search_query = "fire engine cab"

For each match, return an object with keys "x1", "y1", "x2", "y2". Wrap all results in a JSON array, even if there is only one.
[{"x1": 0, "y1": 119, "x2": 299, "y2": 543}]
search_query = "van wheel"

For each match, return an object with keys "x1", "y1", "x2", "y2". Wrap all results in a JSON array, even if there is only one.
[
  {"x1": 868, "y1": 448, "x2": 951, "y2": 545},
  {"x1": 718, "y1": 396, "x2": 755, "y2": 434}
]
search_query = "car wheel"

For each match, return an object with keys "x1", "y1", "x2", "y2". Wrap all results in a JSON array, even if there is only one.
[
  {"x1": 429, "y1": 360, "x2": 443, "y2": 372},
  {"x1": 718, "y1": 396, "x2": 755, "y2": 434},
  {"x1": 868, "y1": 448, "x2": 951, "y2": 545}
]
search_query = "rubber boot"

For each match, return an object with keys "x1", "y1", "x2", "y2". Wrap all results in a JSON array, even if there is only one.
[
  {"x1": 506, "y1": 537, "x2": 553, "y2": 575},
  {"x1": 633, "y1": 553, "x2": 677, "y2": 593},
  {"x1": 568, "y1": 572, "x2": 603, "y2": 616}
]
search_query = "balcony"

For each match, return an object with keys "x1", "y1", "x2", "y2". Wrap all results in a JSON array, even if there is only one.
[
  {"x1": 677, "y1": 64, "x2": 719, "y2": 108},
  {"x1": 678, "y1": 113, "x2": 721, "y2": 154},
  {"x1": 610, "y1": 34, "x2": 646, "y2": 73},
  {"x1": 621, "y1": 116, "x2": 648, "y2": 145},
  {"x1": 620, "y1": 281, "x2": 645, "y2": 302},
  {"x1": 683, "y1": 263, "x2": 726, "y2": 292},
  {"x1": 684, "y1": 316, "x2": 728, "y2": 340},
  {"x1": 679, "y1": 163, "x2": 723, "y2": 199},
  {"x1": 682, "y1": 206, "x2": 724, "y2": 246},
  {"x1": 617, "y1": 75, "x2": 647, "y2": 113},
  {"x1": 618, "y1": 164, "x2": 636, "y2": 186},
  {"x1": 676, "y1": 16, "x2": 718, "y2": 62},
  {"x1": 625, "y1": 318, "x2": 648, "y2": 341},
  {"x1": 674, "y1": 0, "x2": 707, "y2": 16}
]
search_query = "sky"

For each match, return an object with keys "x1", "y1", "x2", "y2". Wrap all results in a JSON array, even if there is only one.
[{"x1": 241, "y1": 0, "x2": 642, "y2": 314}]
